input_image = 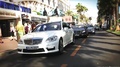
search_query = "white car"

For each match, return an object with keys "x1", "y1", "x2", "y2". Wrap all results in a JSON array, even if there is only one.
[{"x1": 17, "y1": 21, "x2": 74, "y2": 54}]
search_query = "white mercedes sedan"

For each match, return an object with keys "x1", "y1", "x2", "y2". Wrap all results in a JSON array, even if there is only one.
[{"x1": 17, "y1": 21, "x2": 74, "y2": 54}]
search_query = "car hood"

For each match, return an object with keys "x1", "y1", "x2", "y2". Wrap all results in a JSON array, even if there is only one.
[
  {"x1": 87, "y1": 27, "x2": 94, "y2": 29},
  {"x1": 73, "y1": 28, "x2": 84, "y2": 31},
  {"x1": 21, "y1": 31, "x2": 62, "y2": 40}
]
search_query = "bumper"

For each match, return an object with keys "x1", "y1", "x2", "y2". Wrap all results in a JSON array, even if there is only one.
[
  {"x1": 17, "y1": 41, "x2": 59, "y2": 54},
  {"x1": 74, "y1": 32, "x2": 87, "y2": 37},
  {"x1": 88, "y1": 30, "x2": 95, "y2": 33}
]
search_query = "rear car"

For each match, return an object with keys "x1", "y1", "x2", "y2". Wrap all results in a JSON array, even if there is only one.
[
  {"x1": 72, "y1": 25, "x2": 88, "y2": 37},
  {"x1": 94, "y1": 25, "x2": 100, "y2": 30},
  {"x1": 87, "y1": 25, "x2": 95, "y2": 34}
]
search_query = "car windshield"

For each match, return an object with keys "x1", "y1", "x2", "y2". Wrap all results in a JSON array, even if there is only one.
[
  {"x1": 88, "y1": 25, "x2": 93, "y2": 27},
  {"x1": 33, "y1": 22, "x2": 61, "y2": 32},
  {"x1": 72, "y1": 25, "x2": 84, "y2": 29}
]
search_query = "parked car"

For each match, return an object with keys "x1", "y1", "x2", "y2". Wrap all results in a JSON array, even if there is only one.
[
  {"x1": 102, "y1": 23, "x2": 107, "y2": 30},
  {"x1": 17, "y1": 21, "x2": 74, "y2": 54},
  {"x1": 87, "y1": 25, "x2": 95, "y2": 34},
  {"x1": 72, "y1": 25, "x2": 88, "y2": 37},
  {"x1": 94, "y1": 25, "x2": 100, "y2": 30}
]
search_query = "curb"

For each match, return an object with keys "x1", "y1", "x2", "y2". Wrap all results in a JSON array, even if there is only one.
[{"x1": 106, "y1": 31, "x2": 120, "y2": 36}]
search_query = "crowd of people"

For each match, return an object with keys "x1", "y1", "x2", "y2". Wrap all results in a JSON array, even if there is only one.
[{"x1": 10, "y1": 19, "x2": 38, "y2": 42}]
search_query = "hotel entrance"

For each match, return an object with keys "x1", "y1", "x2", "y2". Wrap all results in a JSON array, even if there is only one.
[{"x1": 0, "y1": 20, "x2": 10, "y2": 37}]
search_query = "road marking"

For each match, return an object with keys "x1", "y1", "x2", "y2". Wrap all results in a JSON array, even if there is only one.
[
  {"x1": 61, "y1": 39, "x2": 87, "y2": 66},
  {"x1": 70, "y1": 39, "x2": 86, "y2": 56},
  {"x1": 81, "y1": 39, "x2": 86, "y2": 44},
  {"x1": 61, "y1": 64, "x2": 67, "y2": 67},
  {"x1": 70, "y1": 45, "x2": 81, "y2": 56}
]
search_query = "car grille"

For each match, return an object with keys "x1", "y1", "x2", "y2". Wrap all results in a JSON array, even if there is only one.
[
  {"x1": 24, "y1": 38, "x2": 42, "y2": 45},
  {"x1": 74, "y1": 31, "x2": 81, "y2": 34},
  {"x1": 23, "y1": 48, "x2": 45, "y2": 52}
]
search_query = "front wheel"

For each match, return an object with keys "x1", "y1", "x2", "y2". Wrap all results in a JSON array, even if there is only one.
[
  {"x1": 58, "y1": 39, "x2": 64, "y2": 54},
  {"x1": 71, "y1": 34, "x2": 75, "y2": 44}
]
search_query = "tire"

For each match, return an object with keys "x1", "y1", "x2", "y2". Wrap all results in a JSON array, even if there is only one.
[
  {"x1": 93, "y1": 32, "x2": 95, "y2": 34},
  {"x1": 58, "y1": 39, "x2": 64, "y2": 54},
  {"x1": 21, "y1": 54, "x2": 29, "y2": 57},
  {"x1": 83, "y1": 35, "x2": 88, "y2": 38},
  {"x1": 71, "y1": 35, "x2": 75, "y2": 44}
]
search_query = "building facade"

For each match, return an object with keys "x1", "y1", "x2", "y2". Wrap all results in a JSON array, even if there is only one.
[
  {"x1": 0, "y1": 0, "x2": 31, "y2": 37},
  {"x1": 15, "y1": 0, "x2": 70, "y2": 16},
  {"x1": 0, "y1": 0, "x2": 70, "y2": 37}
]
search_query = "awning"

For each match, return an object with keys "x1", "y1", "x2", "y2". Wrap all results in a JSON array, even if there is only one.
[
  {"x1": 0, "y1": 15, "x2": 18, "y2": 20},
  {"x1": 0, "y1": 8, "x2": 20, "y2": 20},
  {"x1": 31, "y1": 14, "x2": 47, "y2": 22}
]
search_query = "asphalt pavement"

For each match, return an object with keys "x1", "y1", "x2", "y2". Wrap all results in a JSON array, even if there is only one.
[
  {"x1": 0, "y1": 37, "x2": 18, "y2": 59},
  {"x1": 0, "y1": 31, "x2": 120, "y2": 67}
]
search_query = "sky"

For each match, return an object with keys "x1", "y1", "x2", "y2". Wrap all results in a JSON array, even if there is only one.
[{"x1": 69, "y1": 0, "x2": 98, "y2": 24}]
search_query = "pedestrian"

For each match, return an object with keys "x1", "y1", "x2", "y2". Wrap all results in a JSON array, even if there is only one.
[
  {"x1": 0, "y1": 36, "x2": 3, "y2": 43},
  {"x1": 10, "y1": 24, "x2": 16, "y2": 41},
  {"x1": 31, "y1": 22, "x2": 36, "y2": 30},
  {"x1": 27, "y1": 22, "x2": 32, "y2": 33},
  {"x1": 25, "y1": 23, "x2": 29, "y2": 34},
  {"x1": 54, "y1": 6, "x2": 59, "y2": 16},
  {"x1": 16, "y1": 18, "x2": 25, "y2": 42},
  {"x1": 0, "y1": 27, "x2": 3, "y2": 43}
]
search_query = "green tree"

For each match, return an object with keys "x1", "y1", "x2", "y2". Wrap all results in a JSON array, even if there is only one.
[
  {"x1": 72, "y1": 13, "x2": 79, "y2": 20},
  {"x1": 65, "y1": 10, "x2": 73, "y2": 16},
  {"x1": 97, "y1": 0, "x2": 119, "y2": 29},
  {"x1": 76, "y1": 3, "x2": 88, "y2": 14},
  {"x1": 76, "y1": 3, "x2": 88, "y2": 23}
]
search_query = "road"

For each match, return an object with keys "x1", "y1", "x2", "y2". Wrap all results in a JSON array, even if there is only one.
[{"x1": 0, "y1": 31, "x2": 120, "y2": 67}]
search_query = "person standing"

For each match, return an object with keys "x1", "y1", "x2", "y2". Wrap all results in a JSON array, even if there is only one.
[
  {"x1": 27, "y1": 22, "x2": 32, "y2": 33},
  {"x1": 16, "y1": 18, "x2": 25, "y2": 42},
  {"x1": 43, "y1": 8, "x2": 47, "y2": 16},
  {"x1": 54, "y1": 6, "x2": 59, "y2": 16},
  {"x1": 24, "y1": 23, "x2": 29, "y2": 34},
  {"x1": 10, "y1": 24, "x2": 16, "y2": 40},
  {"x1": 31, "y1": 22, "x2": 36, "y2": 30},
  {"x1": 0, "y1": 26, "x2": 3, "y2": 43}
]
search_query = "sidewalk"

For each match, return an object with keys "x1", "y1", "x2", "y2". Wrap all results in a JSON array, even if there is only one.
[
  {"x1": 106, "y1": 30, "x2": 120, "y2": 36},
  {"x1": 0, "y1": 37, "x2": 18, "y2": 59}
]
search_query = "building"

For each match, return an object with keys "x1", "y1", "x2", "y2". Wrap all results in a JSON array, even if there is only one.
[
  {"x1": 15, "y1": 0, "x2": 70, "y2": 20},
  {"x1": 0, "y1": 0, "x2": 31, "y2": 37},
  {"x1": 0, "y1": 0, "x2": 70, "y2": 37},
  {"x1": 58, "y1": 0, "x2": 70, "y2": 14}
]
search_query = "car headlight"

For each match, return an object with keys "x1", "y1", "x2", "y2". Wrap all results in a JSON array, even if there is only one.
[
  {"x1": 18, "y1": 40, "x2": 23, "y2": 44},
  {"x1": 92, "y1": 28, "x2": 95, "y2": 31},
  {"x1": 82, "y1": 30, "x2": 85, "y2": 33},
  {"x1": 46, "y1": 36, "x2": 58, "y2": 42}
]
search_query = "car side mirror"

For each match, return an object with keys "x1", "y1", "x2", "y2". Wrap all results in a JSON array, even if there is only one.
[{"x1": 63, "y1": 27, "x2": 68, "y2": 30}]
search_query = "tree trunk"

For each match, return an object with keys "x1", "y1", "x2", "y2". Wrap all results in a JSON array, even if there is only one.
[
  {"x1": 114, "y1": 1, "x2": 119, "y2": 31},
  {"x1": 113, "y1": 7, "x2": 116, "y2": 26}
]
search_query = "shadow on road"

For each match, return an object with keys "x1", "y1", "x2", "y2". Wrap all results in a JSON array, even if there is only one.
[{"x1": 82, "y1": 45, "x2": 120, "y2": 54}]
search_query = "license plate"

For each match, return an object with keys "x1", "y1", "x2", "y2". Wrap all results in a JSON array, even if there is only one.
[
  {"x1": 75, "y1": 34, "x2": 79, "y2": 36},
  {"x1": 26, "y1": 46, "x2": 38, "y2": 50}
]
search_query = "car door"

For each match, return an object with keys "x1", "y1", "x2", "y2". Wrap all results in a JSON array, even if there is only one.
[
  {"x1": 62, "y1": 22, "x2": 70, "y2": 46},
  {"x1": 66, "y1": 23, "x2": 73, "y2": 42}
]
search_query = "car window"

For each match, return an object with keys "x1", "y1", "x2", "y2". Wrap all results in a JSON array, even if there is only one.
[
  {"x1": 88, "y1": 25, "x2": 93, "y2": 27},
  {"x1": 72, "y1": 25, "x2": 84, "y2": 28},
  {"x1": 33, "y1": 22, "x2": 61, "y2": 32},
  {"x1": 62, "y1": 22, "x2": 70, "y2": 28}
]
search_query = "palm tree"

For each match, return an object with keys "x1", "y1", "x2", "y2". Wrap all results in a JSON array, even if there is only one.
[
  {"x1": 76, "y1": 3, "x2": 88, "y2": 14},
  {"x1": 76, "y1": 3, "x2": 88, "y2": 23},
  {"x1": 65, "y1": 10, "x2": 73, "y2": 16},
  {"x1": 72, "y1": 13, "x2": 79, "y2": 20}
]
